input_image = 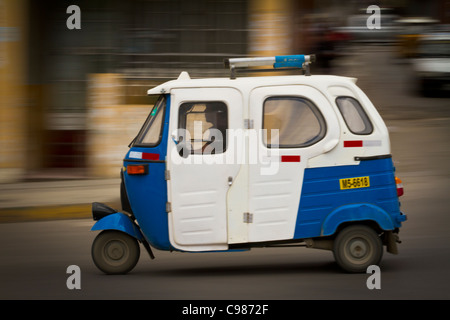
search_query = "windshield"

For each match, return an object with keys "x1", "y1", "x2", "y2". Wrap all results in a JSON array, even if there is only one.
[
  {"x1": 419, "y1": 39, "x2": 450, "y2": 58},
  {"x1": 132, "y1": 95, "x2": 166, "y2": 147}
]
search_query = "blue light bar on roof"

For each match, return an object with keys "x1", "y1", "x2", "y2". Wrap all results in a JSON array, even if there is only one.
[
  {"x1": 274, "y1": 55, "x2": 315, "y2": 68},
  {"x1": 224, "y1": 54, "x2": 315, "y2": 70}
]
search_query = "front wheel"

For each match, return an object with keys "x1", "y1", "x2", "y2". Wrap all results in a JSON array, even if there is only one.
[
  {"x1": 333, "y1": 225, "x2": 383, "y2": 273},
  {"x1": 92, "y1": 230, "x2": 140, "y2": 275}
]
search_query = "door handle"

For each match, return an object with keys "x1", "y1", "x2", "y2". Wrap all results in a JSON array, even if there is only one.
[{"x1": 228, "y1": 176, "x2": 233, "y2": 186}]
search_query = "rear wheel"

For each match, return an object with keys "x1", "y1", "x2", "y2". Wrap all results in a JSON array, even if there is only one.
[
  {"x1": 333, "y1": 225, "x2": 383, "y2": 273},
  {"x1": 92, "y1": 230, "x2": 140, "y2": 275}
]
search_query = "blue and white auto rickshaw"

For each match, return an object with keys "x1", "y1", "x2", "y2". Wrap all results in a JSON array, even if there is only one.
[{"x1": 90, "y1": 55, "x2": 406, "y2": 274}]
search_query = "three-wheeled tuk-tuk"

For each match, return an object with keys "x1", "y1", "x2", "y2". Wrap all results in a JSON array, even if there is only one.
[{"x1": 90, "y1": 55, "x2": 406, "y2": 274}]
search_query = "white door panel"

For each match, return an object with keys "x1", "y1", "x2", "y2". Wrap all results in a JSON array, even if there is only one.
[
  {"x1": 248, "y1": 86, "x2": 339, "y2": 242},
  {"x1": 167, "y1": 88, "x2": 243, "y2": 251}
]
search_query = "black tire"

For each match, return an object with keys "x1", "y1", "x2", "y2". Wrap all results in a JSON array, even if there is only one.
[
  {"x1": 92, "y1": 230, "x2": 140, "y2": 275},
  {"x1": 333, "y1": 225, "x2": 383, "y2": 273}
]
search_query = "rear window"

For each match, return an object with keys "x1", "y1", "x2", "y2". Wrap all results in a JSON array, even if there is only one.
[{"x1": 336, "y1": 96, "x2": 373, "y2": 135}]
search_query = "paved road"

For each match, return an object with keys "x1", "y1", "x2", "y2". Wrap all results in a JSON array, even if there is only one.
[{"x1": 0, "y1": 117, "x2": 448, "y2": 301}]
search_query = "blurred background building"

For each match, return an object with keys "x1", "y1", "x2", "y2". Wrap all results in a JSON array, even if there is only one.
[{"x1": 1, "y1": 0, "x2": 449, "y2": 182}]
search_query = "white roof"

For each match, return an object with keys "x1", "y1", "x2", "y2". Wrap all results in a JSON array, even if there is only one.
[{"x1": 147, "y1": 72, "x2": 357, "y2": 95}]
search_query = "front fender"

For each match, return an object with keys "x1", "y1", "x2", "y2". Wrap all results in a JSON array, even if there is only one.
[
  {"x1": 91, "y1": 212, "x2": 143, "y2": 241},
  {"x1": 322, "y1": 203, "x2": 394, "y2": 236}
]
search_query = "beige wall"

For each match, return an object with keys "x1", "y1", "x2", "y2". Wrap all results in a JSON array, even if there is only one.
[
  {"x1": 86, "y1": 74, "x2": 152, "y2": 178},
  {"x1": 248, "y1": 0, "x2": 293, "y2": 56},
  {"x1": 0, "y1": 0, "x2": 28, "y2": 182}
]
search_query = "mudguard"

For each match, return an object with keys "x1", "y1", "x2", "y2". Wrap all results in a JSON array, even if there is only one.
[
  {"x1": 91, "y1": 212, "x2": 143, "y2": 241},
  {"x1": 322, "y1": 203, "x2": 394, "y2": 236}
]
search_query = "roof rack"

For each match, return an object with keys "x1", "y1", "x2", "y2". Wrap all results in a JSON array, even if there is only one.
[{"x1": 224, "y1": 54, "x2": 316, "y2": 79}]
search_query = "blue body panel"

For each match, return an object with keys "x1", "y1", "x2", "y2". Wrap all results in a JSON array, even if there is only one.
[
  {"x1": 322, "y1": 203, "x2": 394, "y2": 236},
  {"x1": 91, "y1": 212, "x2": 143, "y2": 241},
  {"x1": 294, "y1": 157, "x2": 404, "y2": 239},
  {"x1": 122, "y1": 95, "x2": 172, "y2": 250}
]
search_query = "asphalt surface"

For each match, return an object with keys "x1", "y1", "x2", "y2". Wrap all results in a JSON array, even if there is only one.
[{"x1": 0, "y1": 117, "x2": 449, "y2": 302}]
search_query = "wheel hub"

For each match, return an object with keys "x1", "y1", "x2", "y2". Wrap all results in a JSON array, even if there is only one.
[
  {"x1": 349, "y1": 239, "x2": 368, "y2": 259},
  {"x1": 105, "y1": 240, "x2": 126, "y2": 260}
]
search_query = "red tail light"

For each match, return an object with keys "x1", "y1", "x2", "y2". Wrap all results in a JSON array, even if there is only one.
[{"x1": 395, "y1": 177, "x2": 404, "y2": 197}]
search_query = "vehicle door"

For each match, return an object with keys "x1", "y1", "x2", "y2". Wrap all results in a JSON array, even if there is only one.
[
  {"x1": 247, "y1": 85, "x2": 340, "y2": 243},
  {"x1": 167, "y1": 88, "x2": 243, "y2": 251}
]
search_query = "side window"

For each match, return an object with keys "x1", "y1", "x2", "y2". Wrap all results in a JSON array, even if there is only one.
[
  {"x1": 178, "y1": 101, "x2": 227, "y2": 155},
  {"x1": 336, "y1": 96, "x2": 373, "y2": 135},
  {"x1": 263, "y1": 96, "x2": 326, "y2": 148}
]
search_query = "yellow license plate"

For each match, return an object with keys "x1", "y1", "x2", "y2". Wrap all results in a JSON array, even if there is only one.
[{"x1": 340, "y1": 176, "x2": 370, "y2": 190}]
